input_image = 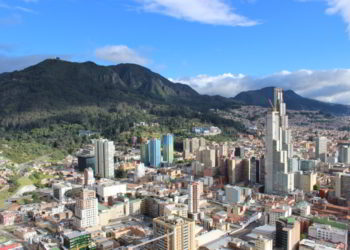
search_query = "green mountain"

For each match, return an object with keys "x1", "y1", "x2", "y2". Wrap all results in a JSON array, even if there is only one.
[
  {"x1": 233, "y1": 86, "x2": 350, "y2": 115},
  {"x1": 0, "y1": 59, "x2": 243, "y2": 137},
  {"x1": 0, "y1": 59, "x2": 240, "y2": 116}
]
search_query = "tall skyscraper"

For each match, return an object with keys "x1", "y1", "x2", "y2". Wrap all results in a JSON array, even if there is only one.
[
  {"x1": 316, "y1": 136, "x2": 327, "y2": 162},
  {"x1": 95, "y1": 139, "x2": 115, "y2": 179},
  {"x1": 153, "y1": 215, "x2": 196, "y2": 250},
  {"x1": 163, "y1": 134, "x2": 174, "y2": 164},
  {"x1": 188, "y1": 181, "x2": 200, "y2": 214},
  {"x1": 74, "y1": 189, "x2": 98, "y2": 229},
  {"x1": 141, "y1": 141, "x2": 150, "y2": 166},
  {"x1": 149, "y1": 138, "x2": 161, "y2": 168},
  {"x1": 265, "y1": 88, "x2": 294, "y2": 194}
]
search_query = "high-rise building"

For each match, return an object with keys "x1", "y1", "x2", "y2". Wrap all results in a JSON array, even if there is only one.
[
  {"x1": 299, "y1": 159, "x2": 316, "y2": 171},
  {"x1": 288, "y1": 157, "x2": 300, "y2": 172},
  {"x1": 235, "y1": 147, "x2": 245, "y2": 158},
  {"x1": 316, "y1": 136, "x2": 327, "y2": 162},
  {"x1": 259, "y1": 156, "x2": 265, "y2": 185},
  {"x1": 197, "y1": 149, "x2": 216, "y2": 168},
  {"x1": 183, "y1": 138, "x2": 190, "y2": 153},
  {"x1": 219, "y1": 143, "x2": 228, "y2": 157},
  {"x1": 149, "y1": 138, "x2": 161, "y2": 168},
  {"x1": 250, "y1": 157, "x2": 259, "y2": 184},
  {"x1": 228, "y1": 159, "x2": 236, "y2": 184},
  {"x1": 153, "y1": 215, "x2": 196, "y2": 250},
  {"x1": 77, "y1": 155, "x2": 96, "y2": 172},
  {"x1": 190, "y1": 138, "x2": 200, "y2": 153},
  {"x1": 265, "y1": 88, "x2": 294, "y2": 194},
  {"x1": 199, "y1": 137, "x2": 206, "y2": 148},
  {"x1": 295, "y1": 171, "x2": 317, "y2": 193},
  {"x1": 95, "y1": 139, "x2": 115, "y2": 179},
  {"x1": 141, "y1": 142, "x2": 150, "y2": 166},
  {"x1": 163, "y1": 134, "x2": 174, "y2": 164},
  {"x1": 74, "y1": 189, "x2": 98, "y2": 229},
  {"x1": 84, "y1": 168, "x2": 95, "y2": 186},
  {"x1": 188, "y1": 182, "x2": 200, "y2": 214},
  {"x1": 335, "y1": 173, "x2": 350, "y2": 200},
  {"x1": 338, "y1": 145, "x2": 350, "y2": 164},
  {"x1": 275, "y1": 217, "x2": 300, "y2": 250}
]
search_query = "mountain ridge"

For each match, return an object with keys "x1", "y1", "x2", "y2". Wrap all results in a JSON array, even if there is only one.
[
  {"x1": 0, "y1": 59, "x2": 243, "y2": 132},
  {"x1": 233, "y1": 86, "x2": 350, "y2": 115}
]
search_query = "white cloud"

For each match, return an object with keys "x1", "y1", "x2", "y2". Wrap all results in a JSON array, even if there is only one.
[
  {"x1": 95, "y1": 45, "x2": 149, "y2": 65},
  {"x1": 0, "y1": 2, "x2": 36, "y2": 13},
  {"x1": 326, "y1": 0, "x2": 350, "y2": 34},
  {"x1": 172, "y1": 69, "x2": 350, "y2": 104},
  {"x1": 135, "y1": 0, "x2": 259, "y2": 26}
]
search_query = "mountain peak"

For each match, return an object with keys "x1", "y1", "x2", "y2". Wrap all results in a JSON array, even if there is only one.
[
  {"x1": 0, "y1": 59, "x2": 239, "y2": 117},
  {"x1": 233, "y1": 87, "x2": 350, "y2": 115}
]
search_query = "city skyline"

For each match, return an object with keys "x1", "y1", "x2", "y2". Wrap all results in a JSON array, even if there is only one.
[{"x1": 1, "y1": 0, "x2": 350, "y2": 103}]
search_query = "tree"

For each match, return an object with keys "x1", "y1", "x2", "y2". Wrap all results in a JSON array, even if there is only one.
[
  {"x1": 301, "y1": 233, "x2": 307, "y2": 240},
  {"x1": 115, "y1": 169, "x2": 127, "y2": 179}
]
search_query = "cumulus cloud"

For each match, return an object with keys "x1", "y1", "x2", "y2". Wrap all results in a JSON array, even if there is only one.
[
  {"x1": 326, "y1": 0, "x2": 350, "y2": 34},
  {"x1": 0, "y1": 54, "x2": 71, "y2": 73},
  {"x1": 95, "y1": 45, "x2": 149, "y2": 65},
  {"x1": 135, "y1": 0, "x2": 259, "y2": 26},
  {"x1": 172, "y1": 69, "x2": 350, "y2": 104}
]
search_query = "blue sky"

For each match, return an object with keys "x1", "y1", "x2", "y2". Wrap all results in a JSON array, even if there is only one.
[{"x1": 1, "y1": 0, "x2": 350, "y2": 103}]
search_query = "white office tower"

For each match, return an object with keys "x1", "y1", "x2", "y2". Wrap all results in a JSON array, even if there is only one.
[
  {"x1": 265, "y1": 88, "x2": 294, "y2": 194},
  {"x1": 134, "y1": 163, "x2": 145, "y2": 182},
  {"x1": 84, "y1": 168, "x2": 95, "y2": 186},
  {"x1": 74, "y1": 189, "x2": 98, "y2": 229},
  {"x1": 188, "y1": 182, "x2": 200, "y2": 214},
  {"x1": 95, "y1": 139, "x2": 115, "y2": 178},
  {"x1": 316, "y1": 136, "x2": 327, "y2": 162}
]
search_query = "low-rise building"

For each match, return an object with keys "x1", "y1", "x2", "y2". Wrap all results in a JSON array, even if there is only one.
[
  {"x1": 0, "y1": 211, "x2": 16, "y2": 226},
  {"x1": 308, "y1": 223, "x2": 348, "y2": 247},
  {"x1": 96, "y1": 181, "x2": 126, "y2": 203}
]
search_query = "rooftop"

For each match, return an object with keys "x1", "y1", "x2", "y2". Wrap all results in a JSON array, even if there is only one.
[
  {"x1": 312, "y1": 217, "x2": 348, "y2": 230},
  {"x1": 64, "y1": 231, "x2": 90, "y2": 240}
]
